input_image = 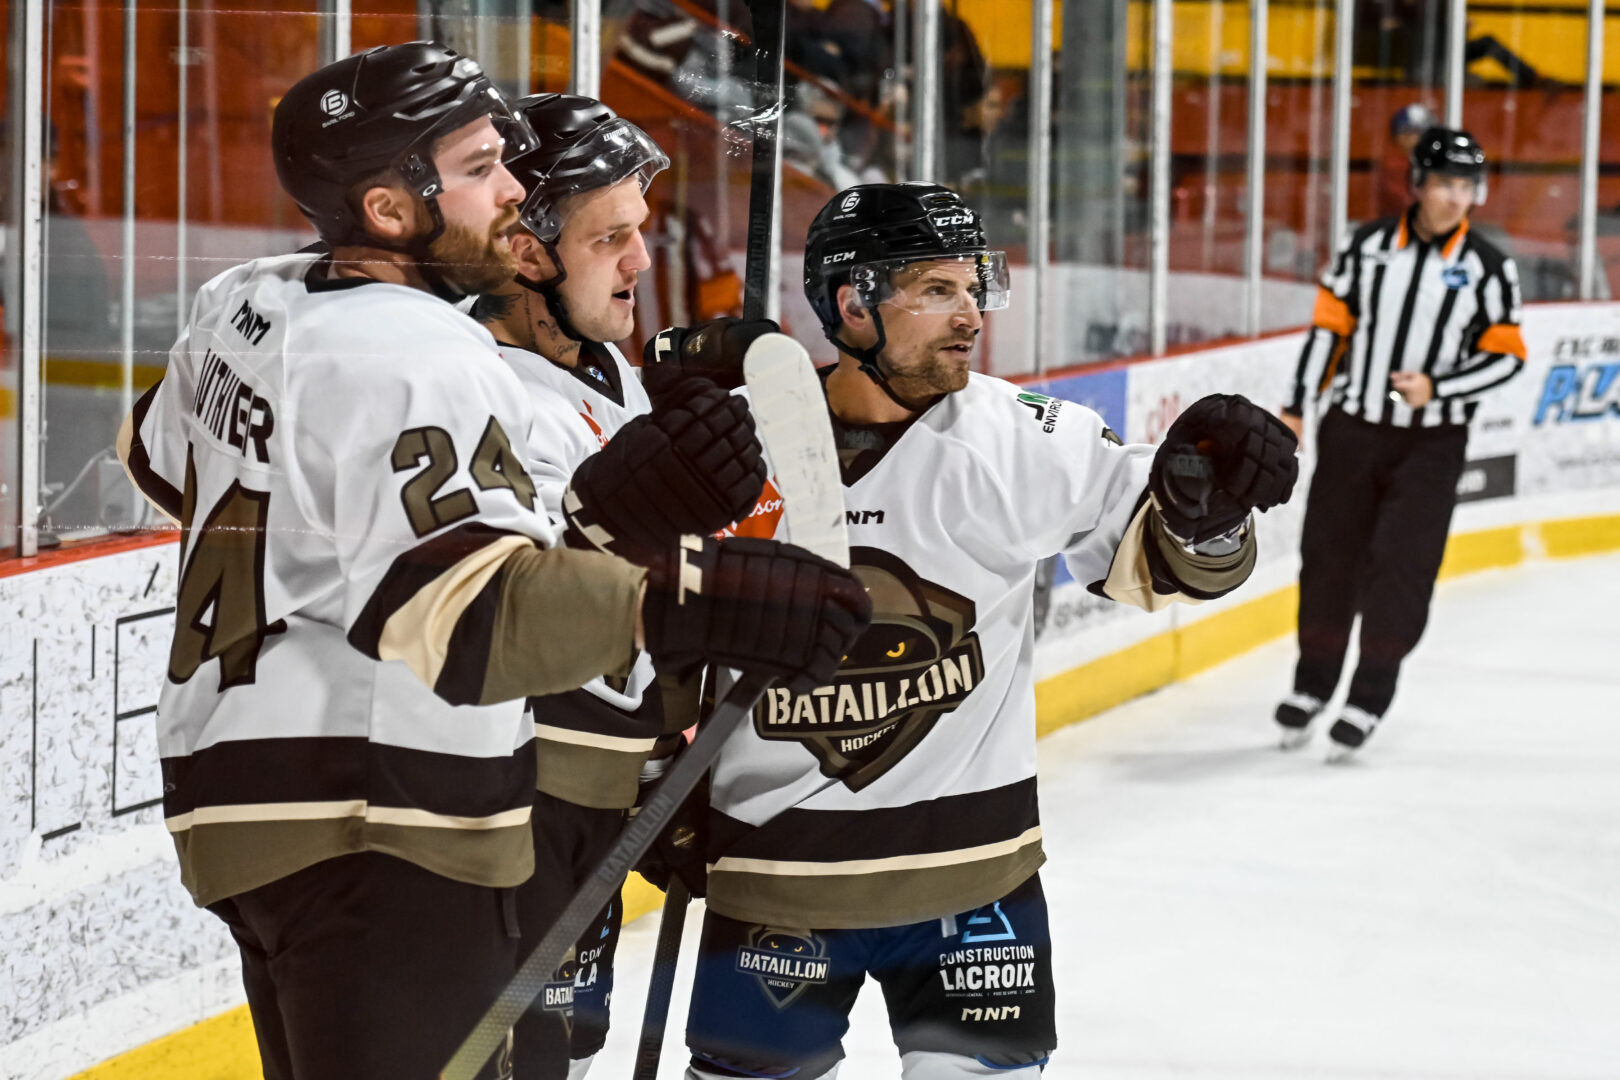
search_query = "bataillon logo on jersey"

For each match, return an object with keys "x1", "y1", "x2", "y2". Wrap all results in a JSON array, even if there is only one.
[
  {"x1": 754, "y1": 546, "x2": 984, "y2": 791},
  {"x1": 544, "y1": 950, "x2": 579, "y2": 1032},
  {"x1": 736, "y1": 927, "x2": 830, "y2": 1009}
]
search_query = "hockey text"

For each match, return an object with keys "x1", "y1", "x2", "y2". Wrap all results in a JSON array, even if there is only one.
[
  {"x1": 961, "y1": 1006, "x2": 1022, "y2": 1021},
  {"x1": 756, "y1": 650, "x2": 980, "y2": 738},
  {"x1": 230, "y1": 299, "x2": 273, "y2": 345},
  {"x1": 736, "y1": 948, "x2": 831, "y2": 982}
]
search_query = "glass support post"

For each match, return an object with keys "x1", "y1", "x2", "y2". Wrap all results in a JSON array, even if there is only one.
[
  {"x1": 119, "y1": 2, "x2": 136, "y2": 452},
  {"x1": 1579, "y1": 0, "x2": 1603, "y2": 299},
  {"x1": 1329, "y1": 0, "x2": 1353, "y2": 256},
  {"x1": 1445, "y1": 0, "x2": 1465, "y2": 125},
  {"x1": 18, "y1": 0, "x2": 45, "y2": 556},
  {"x1": 1245, "y1": 0, "x2": 1269, "y2": 336},
  {"x1": 320, "y1": 0, "x2": 351, "y2": 64},
  {"x1": 1149, "y1": 0, "x2": 1172, "y2": 355},
  {"x1": 912, "y1": 0, "x2": 940, "y2": 180},
  {"x1": 1030, "y1": 0, "x2": 1054, "y2": 373},
  {"x1": 177, "y1": 0, "x2": 188, "y2": 339},
  {"x1": 570, "y1": 0, "x2": 600, "y2": 97}
]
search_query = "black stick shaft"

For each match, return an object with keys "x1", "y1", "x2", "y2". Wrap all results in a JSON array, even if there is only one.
[
  {"x1": 631, "y1": 879, "x2": 691, "y2": 1080},
  {"x1": 440, "y1": 673, "x2": 772, "y2": 1080},
  {"x1": 630, "y1": 10, "x2": 786, "y2": 1072},
  {"x1": 742, "y1": 0, "x2": 787, "y2": 321}
]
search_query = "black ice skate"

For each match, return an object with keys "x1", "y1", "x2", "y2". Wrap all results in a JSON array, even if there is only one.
[
  {"x1": 1275, "y1": 691, "x2": 1325, "y2": 749},
  {"x1": 1326, "y1": 704, "x2": 1381, "y2": 762}
]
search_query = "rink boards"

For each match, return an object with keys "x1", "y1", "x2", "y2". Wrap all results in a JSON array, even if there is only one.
[{"x1": 3, "y1": 303, "x2": 1620, "y2": 1079}]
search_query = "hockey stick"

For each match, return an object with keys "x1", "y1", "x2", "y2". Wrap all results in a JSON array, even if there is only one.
[
  {"x1": 630, "y1": 876, "x2": 689, "y2": 1080},
  {"x1": 633, "y1": 5, "x2": 792, "y2": 1074},
  {"x1": 741, "y1": 0, "x2": 787, "y2": 322},
  {"x1": 440, "y1": 335, "x2": 845, "y2": 1080}
]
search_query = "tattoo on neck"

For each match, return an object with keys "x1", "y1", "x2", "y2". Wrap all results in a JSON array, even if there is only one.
[{"x1": 470, "y1": 290, "x2": 520, "y2": 324}]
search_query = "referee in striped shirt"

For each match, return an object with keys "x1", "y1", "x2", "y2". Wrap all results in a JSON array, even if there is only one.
[{"x1": 1275, "y1": 127, "x2": 1526, "y2": 757}]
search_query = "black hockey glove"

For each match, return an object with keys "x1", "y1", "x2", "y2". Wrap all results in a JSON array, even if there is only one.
[
  {"x1": 633, "y1": 745, "x2": 710, "y2": 898},
  {"x1": 642, "y1": 317, "x2": 780, "y2": 403},
  {"x1": 565, "y1": 377, "x2": 767, "y2": 561},
  {"x1": 1150, "y1": 393, "x2": 1299, "y2": 544},
  {"x1": 642, "y1": 536, "x2": 872, "y2": 694}
]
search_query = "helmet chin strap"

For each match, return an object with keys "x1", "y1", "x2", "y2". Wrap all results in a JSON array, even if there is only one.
[
  {"x1": 514, "y1": 238, "x2": 590, "y2": 344},
  {"x1": 826, "y1": 311, "x2": 943, "y2": 415}
]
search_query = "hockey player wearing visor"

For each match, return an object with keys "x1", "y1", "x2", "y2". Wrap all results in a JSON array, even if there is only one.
[
  {"x1": 657, "y1": 183, "x2": 1300, "y2": 1080},
  {"x1": 117, "y1": 44, "x2": 869, "y2": 1080},
  {"x1": 470, "y1": 94, "x2": 774, "y2": 1079}
]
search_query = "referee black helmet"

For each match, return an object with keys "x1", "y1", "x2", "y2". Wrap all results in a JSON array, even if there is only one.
[{"x1": 1410, "y1": 127, "x2": 1488, "y2": 204}]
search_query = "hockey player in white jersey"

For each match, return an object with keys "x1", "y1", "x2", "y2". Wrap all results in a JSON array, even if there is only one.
[
  {"x1": 116, "y1": 43, "x2": 870, "y2": 1080},
  {"x1": 658, "y1": 184, "x2": 1300, "y2": 1079},
  {"x1": 468, "y1": 93, "x2": 777, "y2": 1078}
]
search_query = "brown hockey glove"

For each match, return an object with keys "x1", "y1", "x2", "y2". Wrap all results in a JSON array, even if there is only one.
[
  {"x1": 564, "y1": 377, "x2": 766, "y2": 561},
  {"x1": 641, "y1": 317, "x2": 780, "y2": 403},
  {"x1": 642, "y1": 536, "x2": 871, "y2": 694},
  {"x1": 1151, "y1": 393, "x2": 1299, "y2": 543}
]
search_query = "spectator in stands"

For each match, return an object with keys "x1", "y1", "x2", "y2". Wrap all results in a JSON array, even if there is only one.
[
  {"x1": 784, "y1": 81, "x2": 865, "y2": 191},
  {"x1": 1379, "y1": 103, "x2": 1437, "y2": 218}
]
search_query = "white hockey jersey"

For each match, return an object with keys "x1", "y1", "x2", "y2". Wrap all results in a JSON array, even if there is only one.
[
  {"x1": 496, "y1": 340, "x2": 669, "y2": 809},
  {"x1": 120, "y1": 252, "x2": 644, "y2": 906},
  {"x1": 704, "y1": 371, "x2": 1238, "y2": 929}
]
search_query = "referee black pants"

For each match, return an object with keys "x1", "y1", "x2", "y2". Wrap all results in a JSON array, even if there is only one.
[
  {"x1": 208, "y1": 851, "x2": 520, "y2": 1080},
  {"x1": 1294, "y1": 408, "x2": 1468, "y2": 717}
]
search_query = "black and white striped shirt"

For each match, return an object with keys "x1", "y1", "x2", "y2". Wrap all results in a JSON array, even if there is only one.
[{"x1": 1287, "y1": 209, "x2": 1525, "y2": 429}]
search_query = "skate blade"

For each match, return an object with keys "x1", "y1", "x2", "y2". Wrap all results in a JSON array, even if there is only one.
[
  {"x1": 1277, "y1": 724, "x2": 1316, "y2": 750},
  {"x1": 1324, "y1": 743, "x2": 1362, "y2": 765}
]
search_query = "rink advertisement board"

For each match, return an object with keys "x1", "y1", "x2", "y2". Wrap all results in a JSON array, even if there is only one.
[
  {"x1": 1474, "y1": 302, "x2": 1620, "y2": 496},
  {"x1": 4, "y1": 305, "x2": 1620, "y2": 1077}
]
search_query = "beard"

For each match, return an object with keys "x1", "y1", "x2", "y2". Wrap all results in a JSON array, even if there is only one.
[
  {"x1": 886, "y1": 331, "x2": 975, "y2": 398},
  {"x1": 427, "y1": 212, "x2": 520, "y2": 295}
]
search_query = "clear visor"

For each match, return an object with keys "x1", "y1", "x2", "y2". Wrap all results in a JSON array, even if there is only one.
[
  {"x1": 513, "y1": 118, "x2": 671, "y2": 242},
  {"x1": 401, "y1": 89, "x2": 538, "y2": 200},
  {"x1": 853, "y1": 252, "x2": 1011, "y2": 315}
]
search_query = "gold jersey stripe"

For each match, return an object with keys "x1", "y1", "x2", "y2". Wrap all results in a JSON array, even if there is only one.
[
  {"x1": 709, "y1": 825, "x2": 1044, "y2": 877},
  {"x1": 376, "y1": 534, "x2": 535, "y2": 691},
  {"x1": 533, "y1": 723, "x2": 660, "y2": 753},
  {"x1": 165, "y1": 801, "x2": 532, "y2": 833}
]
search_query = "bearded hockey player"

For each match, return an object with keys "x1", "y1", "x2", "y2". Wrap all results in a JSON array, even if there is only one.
[
  {"x1": 471, "y1": 93, "x2": 775, "y2": 1079},
  {"x1": 662, "y1": 183, "x2": 1299, "y2": 1079},
  {"x1": 116, "y1": 44, "x2": 869, "y2": 1080}
]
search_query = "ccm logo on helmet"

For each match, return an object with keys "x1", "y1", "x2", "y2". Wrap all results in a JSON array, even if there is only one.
[
  {"x1": 822, "y1": 251, "x2": 856, "y2": 265},
  {"x1": 930, "y1": 211, "x2": 974, "y2": 227}
]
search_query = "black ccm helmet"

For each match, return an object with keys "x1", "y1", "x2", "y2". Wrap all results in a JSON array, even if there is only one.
[
  {"x1": 272, "y1": 42, "x2": 537, "y2": 251},
  {"x1": 499, "y1": 93, "x2": 669, "y2": 340},
  {"x1": 1410, "y1": 127, "x2": 1488, "y2": 204},
  {"x1": 804, "y1": 183, "x2": 1009, "y2": 397}
]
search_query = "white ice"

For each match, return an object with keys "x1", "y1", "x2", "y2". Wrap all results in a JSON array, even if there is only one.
[{"x1": 593, "y1": 553, "x2": 1620, "y2": 1079}]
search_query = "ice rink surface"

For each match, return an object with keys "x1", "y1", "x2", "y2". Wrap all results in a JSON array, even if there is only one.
[{"x1": 594, "y1": 553, "x2": 1620, "y2": 1079}]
